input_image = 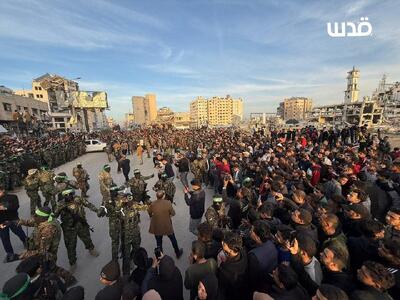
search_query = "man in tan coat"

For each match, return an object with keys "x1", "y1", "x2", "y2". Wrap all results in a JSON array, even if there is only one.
[{"x1": 148, "y1": 190, "x2": 183, "y2": 258}]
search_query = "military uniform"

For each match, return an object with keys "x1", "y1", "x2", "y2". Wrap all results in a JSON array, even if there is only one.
[
  {"x1": 127, "y1": 171, "x2": 153, "y2": 204},
  {"x1": 38, "y1": 168, "x2": 56, "y2": 209},
  {"x1": 153, "y1": 177, "x2": 176, "y2": 202},
  {"x1": 118, "y1": 197, "x2": 148, "y2": 275},
  {"x1": 190, "y1": 158, "x2": 206, "y2": 183},
  {"x1": 54, "y1": 175, "x2": 79, "y2": 203},
  {"x1": 205, "y1": 201, "x2": 228, "y2": 229},
  {"x1": 18, "y1": 208, "x2": 76, "y2": 285},
  {"x1": 24, "y1": 170, "x2": 41, "y2": 215},
  {"x1": 54, "y1": 191, "x2": 99, "y2": 266},
  {"x1": 99, "y1": 188, "x2": 123, "y2": 261},
  {"x1": 99, "y1": 165, "x2": 114, "y2": 205},
  {"x1": 73, "y1": 165, "x2": 90, "y2": 197}
]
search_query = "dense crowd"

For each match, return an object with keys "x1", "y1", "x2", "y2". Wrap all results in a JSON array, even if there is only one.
[
  {"x1": 0, "y1": 132, "x2": 87, "y2": 190},
  {"x1": 1, "y1": 124, "x2": 400, "y2": 300}
]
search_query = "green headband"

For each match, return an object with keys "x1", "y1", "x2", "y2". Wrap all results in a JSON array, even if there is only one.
[
  {"x1": 0, "y1": 274, "x2": 30, "y2": 299},
  {"x1": 61, "y1": 189, "x2": 74, "y2": 196},
  {"x1": 35, "y1": 209, "x2": 53, "y2": 222},
  {"x1": 213, "y1": 196, "x2": 223, "y2": 203},
  {"x1": 103, "y1": 165, "x2": 110, "y2": 170}
]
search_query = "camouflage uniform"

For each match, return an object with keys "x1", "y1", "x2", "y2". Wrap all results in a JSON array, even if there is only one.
[
  {"x1": 119, "y1": 198, "x2": 148, "y2": 275},
  {"x1": 54, "y1": 194, "x2": 98, "y2": 266},
  {"x1": 0, "y1": 161, "x2": 8, "y2": 190},
  {"x1": 190, "y1": 158, "x2": 206, "y2": 183},
  {"x1": 100, "y1": 190, "x2": 122, "y2": 261},
  {"x1": 24, "y1": 172, "x2": 41, "y2": 215},
  {"x1": 8, "y1": 156, "x2": 21, "y2": 190},
  {"x1": 99, "y1": 169, "x2": 114, "y2": 205},
  {"x1": 54, "y1": 178, "x2": 79, "y2": 202},
  {"x1": 43, "y1": 148, "x2": 54, "y2": 169},
  {"x1": 153, "y1": 178, "x2": 176, "y2": 202},
  {"x1": 205, "y1": 203, "x2": 228, "y2": 229},
  {"x1": 38, "y1": 169, "x2": 56, "y2": 209},
  {"x1": 127, "y1": 173, "x2": 153, "y2": 204},
  {"x1": 18, "y1": 214, "x2": 75, "y2": 285},
  {"x1": 72, "y1": 166, "x2": 90, "y2": 197}
]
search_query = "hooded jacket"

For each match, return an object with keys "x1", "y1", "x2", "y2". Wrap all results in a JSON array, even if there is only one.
[{"x1": 147, "y1": 256, "x2": 183, "y2": 300}]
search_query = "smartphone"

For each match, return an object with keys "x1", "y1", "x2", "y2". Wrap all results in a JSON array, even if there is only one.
[{"x1": 154, "y1": 247, "x2": 162, "y2": 260}]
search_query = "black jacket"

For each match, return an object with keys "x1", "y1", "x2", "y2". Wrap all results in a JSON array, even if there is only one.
[
  {"x1": 351, "y1": 286, "x2": 393, "y2": 300},
  {"x1": 184, "y1": 189, "x2": 205, "y2": 219},
  {"x1": 347, "y1": 236, "x2": 380, "y2": 272},
  {"x1": 95, "y1": 279, "x2": 123, "y2": 300},
  {"x1": 0, "y1": 193, "x2": 20, "y2": 223},
  {"x1": 120, "y1": 159, "x2": 131, "y2": 174},
  {"x1": 218, "y1": 249, "x2": 248, "y2": 300},
  {"x1": 322, "y1": 269, "x2": 355, "y2": 294},
  {"x1": 176, "y1": 158, "x2": 190, "y2": 173},
  {"x1": 147, "y1": 256, "x2": 183, "y2": 300},
  {"x1": 164, "y1": 163, "x2": 175, "y2": 178},
  {"x1": 269, "y1": 284, "x2": 309, "y2": 300}
]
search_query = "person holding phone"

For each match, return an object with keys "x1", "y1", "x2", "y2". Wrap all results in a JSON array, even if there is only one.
[{"x1": 184, "y1": 179, "x2": 206, "y2": 236}]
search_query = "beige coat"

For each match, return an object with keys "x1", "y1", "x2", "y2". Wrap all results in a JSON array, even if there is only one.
[{"x1": 148, "y1": 199, "x2": 175, "y2": 236}]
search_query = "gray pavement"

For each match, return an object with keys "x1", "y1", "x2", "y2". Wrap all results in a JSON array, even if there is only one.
[{"x1": 0, "y1": 151, "x2": 215, "y2": 299}]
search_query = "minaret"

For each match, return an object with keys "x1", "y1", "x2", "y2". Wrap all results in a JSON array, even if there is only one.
[{"x1": 344, "y1": 66, "x2": 360, "y2": 103}]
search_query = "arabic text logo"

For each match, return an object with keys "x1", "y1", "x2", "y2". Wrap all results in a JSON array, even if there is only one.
[{"x1": 327, "y1": 17, "x2": 372, "y2": 37}]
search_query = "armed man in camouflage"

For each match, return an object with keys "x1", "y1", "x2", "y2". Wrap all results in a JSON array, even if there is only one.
[
  {"x1": 18, "y1": 206, "x2": 76, "y2": 286},
  {"x1": 38, "y1": 166, "x2": 56, "y2": 209},
  {"x1": 72, "y1": 162, "x2": 90, "y2": 198},
  {"x1": 153, "y1": 172, "x2": 176, "y2": 203},
  {"x1": 54, "y1": 172, "x2": 78, "y2": 203},
  {"x1": 119, "y1": 192, "x2": 148, "y2": 275},
  {"x1": 54, "y1": 189, "x2": 100, "y2": 272},
  {"x1": 127, "y1": 169, "x2": 154, "y2": 205},
  {"x1": 99, "y1": 164, "x2": 115, "y2": 205},
  {"x1": 42, "y1": 146, "x2": 54, "y2": 169},
  {"x1": 190, "y1": 154, "x2": 206, "y2": 183},
  {"x1": 98, "y1": 185, "x2": 122, "y2": 261},
  {"x1": 23, "y1": 169, "x2": 41, "y2": 216},
  {"x1": 205, "y1": 195, "x2": 229, "y2": 229}
]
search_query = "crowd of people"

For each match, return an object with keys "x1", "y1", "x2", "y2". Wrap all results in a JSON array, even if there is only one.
[
  {"x1": 0, "y1": 132, "x2": 86, "y2": 191},
  {"x1": 1, "y1": 124, "x2": 400, "y2": 300}
]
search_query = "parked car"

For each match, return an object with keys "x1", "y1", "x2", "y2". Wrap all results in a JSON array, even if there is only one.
[{"x1": 85, "y1": 139, "x2": 107, "y2": 152}]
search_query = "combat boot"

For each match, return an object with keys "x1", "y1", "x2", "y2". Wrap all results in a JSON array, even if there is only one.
[{"x1": 89, "y1": 248, "x2": 99, "y2": 257}]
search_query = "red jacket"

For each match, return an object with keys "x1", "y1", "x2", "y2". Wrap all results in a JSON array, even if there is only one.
[{"x1": 311, "y1": 164, "x2": 321, "y2": 186}]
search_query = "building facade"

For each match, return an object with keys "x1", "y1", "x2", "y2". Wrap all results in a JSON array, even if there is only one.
[
  {"x1": 190, "y1": 95, "x2": 243, "y2": 128},
  {"x1": 0, "y1": 89, "x2": 49, "y2": 123},
  {"x1": 345, "y1": 67, "x2": 360, "y2": 104},
  {"x1": 15, "y1": 74, "x2": 109, "y2": 131},
  {"x1": 277, "y1": 97, "x2": 313, "y2": 121},
  {"x1": 131, "y1": 94, "x2": 157, "y2": 125}
]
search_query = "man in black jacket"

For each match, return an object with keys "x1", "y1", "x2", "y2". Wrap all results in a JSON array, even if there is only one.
[
  {"x1": 184, "y1": 179, "x2": 205, "y2": 235},
  {"x1": 218, "y1": 231, "x2": 248, "y2": 300},
  {"x1": 0, "y1": 185, "x2": 27, "y2": 263},
  {"x1": 119, "y1": 155, "x2": 131, "y2": 182},
  {"x1": 95, "y1": 260, "x2": 123, "y2": 300},
  {"x1": 175, "y1": 153, "x2": 190, "y2": 187}
]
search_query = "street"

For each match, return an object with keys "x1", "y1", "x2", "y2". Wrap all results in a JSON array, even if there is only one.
[{"x1": 0, "y1": 152, "x2": 213, "y2": 299}]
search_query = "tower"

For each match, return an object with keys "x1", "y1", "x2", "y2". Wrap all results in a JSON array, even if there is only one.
[{"x1": 344, "y1": 66, "x2": 360, "y2": 103}]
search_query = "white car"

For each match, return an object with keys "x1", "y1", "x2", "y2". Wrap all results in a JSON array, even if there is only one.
[{"x1": 85, "y1": 139, "x2": 107, "y2": 152}]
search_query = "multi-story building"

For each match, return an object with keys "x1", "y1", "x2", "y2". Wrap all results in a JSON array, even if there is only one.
[
  {"x1": 277, "y1": 97, "x2": 313, "y2": 121},
  {"x1": 345, "y1": 66, "x2": 360, "y2": 103},
  {"x1": 174, "y1": 112, "x2": 190, "y2": 129},
  {"x1": 307, "y1": 67, "x2": 385, "y2": 127},
  {"x1": 190, "y1": 95, "x2": 243, "y2": 128},
  {"x1": 156, "y1": 107, "x2": 175, "y2": 124},
  {"x1": 131, "y1": 94, "x2": 157, "y2": 125},
  {"x1": 0, "y1": 87, "x2": 49, "y2": 125},
  {"x1": 15, "y1": 74, "x2": 109, "y2": 131},
  {"x1": 372, "y1": 75, "x2": 400, "y2": 124},
  {"x1": 124, "y1": 113, "x2": 135, "y2": 128}
]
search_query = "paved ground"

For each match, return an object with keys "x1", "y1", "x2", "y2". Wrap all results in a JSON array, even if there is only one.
[{"x1": 0, "y1": 152, "x2": 214, "y2": 299}]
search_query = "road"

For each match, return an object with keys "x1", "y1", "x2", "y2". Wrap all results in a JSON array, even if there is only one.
[{"x1": 0, "y1": 151, "x2": 214, "y2": 299}]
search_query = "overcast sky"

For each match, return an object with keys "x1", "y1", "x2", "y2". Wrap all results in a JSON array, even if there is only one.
[{"x1": 0, "y1": 0, "x2": 399, "y2": 121}]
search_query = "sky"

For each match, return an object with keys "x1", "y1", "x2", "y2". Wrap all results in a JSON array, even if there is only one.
[{"x1": 0, "y1": 0, "x2": 399, "y2": 121}]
